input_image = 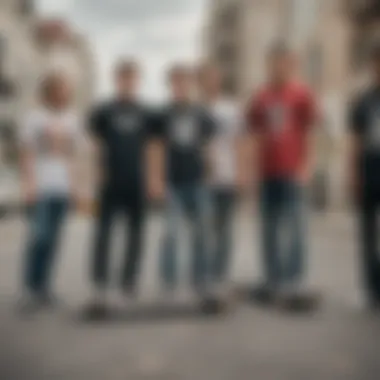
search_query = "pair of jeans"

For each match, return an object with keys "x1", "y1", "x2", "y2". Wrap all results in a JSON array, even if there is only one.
[
  {"x1": 358, "y1": 184, "x2": 380, "y2": 303},
  {"x1": 91, "y1": 186, "x2": 145, "y2": 291},
  {"x1": 160, "y1": 183, "x2": 210, "y2": 290},
  {"x1": 210, "y1": 188, "x2": 235, "y2": 283},
  {"x1": 24, "y1": 196, "x2": 69, "y2": 295},
  {"x1": 260, "y1": 179, "x2": 306, "y2": 288}
]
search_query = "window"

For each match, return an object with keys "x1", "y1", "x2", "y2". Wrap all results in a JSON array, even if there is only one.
[
  {"x1": 290, "y1": 0, "x2": 318, "y2": 45},
  {"x1": 19, "y1": 0, "x2": 34, "y2": 16}
]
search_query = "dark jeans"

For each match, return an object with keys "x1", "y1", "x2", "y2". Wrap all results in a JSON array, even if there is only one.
[
  {"x1": 160, "y1": 183, "x2": 210, "y2": 290},
  {"x1": 260, "y1": 179, "x2": 306, "y2": 288},
  {"x1": 91, "y1": 186, "x2": 145, "y2": 291},
  {"x1": 358, "y1": 184, "x2": 380, "y2": 303},
  {"x1": 211, "y1": 188, "x2": 235, "y2": 283},
  {"x1": 24, "y1": 196, "x2": 69, "y2": 295}
]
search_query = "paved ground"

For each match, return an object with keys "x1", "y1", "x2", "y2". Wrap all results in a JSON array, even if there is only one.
[{"x1": 1, "y1": 205, "x2": 380, "y2": 380}]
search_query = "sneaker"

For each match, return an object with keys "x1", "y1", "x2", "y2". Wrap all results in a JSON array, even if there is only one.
[
  {"x1": 277, "y1": 285, "x2": 320, "y2": 313},
  {"x1": 16, "y1": 294, "x2": 42, "y2": 315},
  {"x1": 83, "y1": 290, "x2": 108, "y2": 320},
  {"x1": 249, "y1": 284, "x2": 277, "y2": 305}
]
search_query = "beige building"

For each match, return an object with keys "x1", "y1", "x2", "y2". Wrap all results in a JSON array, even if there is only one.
[
  {"x1": 0, "y1": 0, "x2": 94, "y2": 170},
  {"x1": 206, "y1": 0, "x2": 380, "y2": 207}
]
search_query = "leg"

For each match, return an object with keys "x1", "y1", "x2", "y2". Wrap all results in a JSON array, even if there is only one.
[
  {"x1": 187, "y1": 185, "x2": 211, "y2": 291},
  {"x1": 121, "y1": 196, "x2": 146, "y2": 293},
  {"x1": 24, "y1": 198, "x2": 53, "y2": 294},
  {"x1": 282, "y1": 181, "x2": 306, "y2": 286},
  {"x1": 259, "y1": 181, "x2": 282, "y2": 288},
  {"x1": 90, "y1": 189, "x2": 117, "y2": 290},
  {"x1": 37, "y1": 197, "x2": 69, "y2": 294},
  {"x1": 160, "y1": 189, "x2": 182, "y2": 290},
  {"x1": 359, "y1": 193, "x2": 380, "y2": 303},
  {"x1": 212, "y1": 189, "x2": 235, "y2": 283}
]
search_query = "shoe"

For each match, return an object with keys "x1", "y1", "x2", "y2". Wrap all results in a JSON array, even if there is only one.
[
  {"x1": 38, "y1": 292, "x2": 62, "y2": 309},
  {"x1": 16, "y1": 294, "x2": 42, "y2": 315},
  {"x1": 249, "y1": 284, "x2": 276, "y2": 305},
  {"x1": 277, "y1": 286, "x2": 320, "y2": 313}
]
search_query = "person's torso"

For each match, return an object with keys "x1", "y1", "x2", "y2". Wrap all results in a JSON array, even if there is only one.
[
  {"x1": 208, "y1": 99, "x2": 240, "y2": 187},
  {"x1": 97, "y1": 100, "x2": 151, "y2": 187},
  {"x1": 161, "y1": 103, "x2": 210, "y2": 185},
  {"x1": 256, "y1": 83, "x2": 310, "y2": 178},
  {"x1": 29, "y1": 108, "x2": 78, "y2": 195},
  {"x1": 356, "y1": 89, "x2": 380, "y2": 187}
]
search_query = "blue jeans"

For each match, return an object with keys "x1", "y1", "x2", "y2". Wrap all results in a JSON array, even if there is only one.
[
  {"x1": 211, "y1": 188, "x2": 235, "y2": 282},
  {"x1": 160, "y1": 184, "x2": 210, "y2": 290},
  {"x1": 24, "y1": 196, "x2": 69, "y2": 295},
  {"x1": 260, "y1": 179, "x2": 306, "y2": 288}
]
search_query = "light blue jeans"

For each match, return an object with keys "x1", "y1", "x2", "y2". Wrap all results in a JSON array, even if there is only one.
[{"x1": 160, "y1": 184, "x2": 210, "y2": 291}]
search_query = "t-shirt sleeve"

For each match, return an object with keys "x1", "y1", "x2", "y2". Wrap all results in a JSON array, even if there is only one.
[
  {"x1": 88, "y1": 106, "x2": 106, "y2": 139},
  {"x1": 348, "y1": 96, "x2": 367, "y2": 136},
  {"x1": 146, "y1": 108, "x2": 166, "y2": 139},
  {"x1": 246, "y1": 93, "x2": 265, "y2": 133},
  {"x1": 200, "y1": 109, "x2": 217, "y2": 140}
]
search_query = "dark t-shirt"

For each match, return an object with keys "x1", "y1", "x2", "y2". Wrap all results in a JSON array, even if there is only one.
[
  {"x1": 89, "y1": 99, "x2": 155, "y2": 190},
  {"x1": 153, "y1": 103, "x2": 215, "y2": 185},
  {"x1": 349, "y1": 87, "x2": 380, "y2": 186}
]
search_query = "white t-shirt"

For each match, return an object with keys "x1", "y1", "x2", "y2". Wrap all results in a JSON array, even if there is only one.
[
  {"x1": 20, "y1": 108, "x2": 81, "y2": 196},
  {"x1": 208, "y1": 99, "x2": 243, "y2": 187}
]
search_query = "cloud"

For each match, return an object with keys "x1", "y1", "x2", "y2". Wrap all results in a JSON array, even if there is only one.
[{"x1": 36, "y1": 0, "x2": 207, "y2": 100}]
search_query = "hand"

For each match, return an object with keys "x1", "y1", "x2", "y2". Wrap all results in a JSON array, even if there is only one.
[
  {"x1": 296, "y1": 167, "x2": 311, "y2": 187},
  {"x1": 348, "y1": 173, "x2": 361, "y2": 206}
]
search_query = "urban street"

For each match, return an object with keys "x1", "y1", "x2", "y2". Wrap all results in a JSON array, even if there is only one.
[{"x1": 1, "y1": 205, "x2": 380, "y2": 380}]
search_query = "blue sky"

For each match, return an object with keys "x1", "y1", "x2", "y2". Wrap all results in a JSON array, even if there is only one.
[{"x1": 37, "y1": 0, "x2": 208, "y2": 101}]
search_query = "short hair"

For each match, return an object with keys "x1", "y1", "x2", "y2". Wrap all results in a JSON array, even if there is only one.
[
  {"x1": 39, "y1": 71, "x2": 71, "y2": 105},
  {"x1": 267, "y1": 40, "x2": 293, "y2": 60},
  {"x1": 167, "y1": 63, "x2": 193, "y2": 81},
  {"x1": 115, "y1": 58, "x2": 139, "y2": 77},
  {"x1": 370, "y1": 40, "x2": 380, "y2": 61}
]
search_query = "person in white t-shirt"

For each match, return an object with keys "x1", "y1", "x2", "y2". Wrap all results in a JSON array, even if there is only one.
[
  {"x1": 197, "y1": 63, "x2": 244, "y2": 292},
  {"x1": 19, "y1": 72, "x2": 82, "y2": 311}
]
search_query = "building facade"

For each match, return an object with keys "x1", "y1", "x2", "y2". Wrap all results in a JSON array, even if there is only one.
[
  {"x1": 0, "y1": 0, "x2": 94, "y2": 171},
  {"x1": 206, "y1": 0, "x2": 379, "y2": 207}
]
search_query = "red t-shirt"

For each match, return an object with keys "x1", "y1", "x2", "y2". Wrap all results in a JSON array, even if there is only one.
[{"x1": 247, "y1": 82, "x2": 317, "y2": 179}]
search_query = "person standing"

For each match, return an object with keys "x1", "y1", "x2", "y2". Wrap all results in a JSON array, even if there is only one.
[
  {"x1": 87, "y1": 60, "x2": 155, "y2": 313},
  {"x1": 153, "y1": 64, "x2": 215, "y2": 297},
  {"x1": 197, "y1": 63, "x2": 244, "y2": 295},
  {"x1": 246, "y1": 42, "x2": 318, "y2": 309},
  {"x1": 20, "y1": 71, "x2": 82, "y2": 311},
  {"x1": 349, "y1": 42, "x2": 380, "y2": 310}
]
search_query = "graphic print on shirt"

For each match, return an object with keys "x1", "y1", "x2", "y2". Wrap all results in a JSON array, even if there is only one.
[
  {"x1": 170, "y1": 115, "x2": 198, "y2": 147},
  {"x1": 368, "y1": 105, "x2": 380, "y2": 150},
  {"x1": 266, "y1": 102, "x2": 287, "y2": 133},
  {"x1": 114, "y1": 112, "x2": 141, "y2": 133}
]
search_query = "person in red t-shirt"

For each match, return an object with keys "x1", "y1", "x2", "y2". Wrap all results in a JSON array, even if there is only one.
[{"x1": 246, "y1": 42, "x2": 318, "y2": 309}]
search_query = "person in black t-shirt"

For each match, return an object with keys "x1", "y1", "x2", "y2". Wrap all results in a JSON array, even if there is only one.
[
  {"x1": 152, "y1": 64, "x2": 215, "y2": 294},
  {"x1": 349, "y1": 42, "x2": 380, "y2": 310},
  {"x1": 87, "y1": 60, "x2": 155, "y2": 312}
]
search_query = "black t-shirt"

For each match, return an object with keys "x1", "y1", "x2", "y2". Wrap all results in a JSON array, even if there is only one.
[
  {"x1": 349, "y1": 87, "x2": 380, "y2": 185},
  {"x1": 153, "y1": 103, "x2": 215, "y2": 185},
  {"x1": 89, "y1": 99, "x2": 155, "y2": 190}
]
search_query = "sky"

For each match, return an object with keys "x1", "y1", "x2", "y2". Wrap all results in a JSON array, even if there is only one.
[{"x1": 36, "y1": 0, "x2": 208, "y2": 101}]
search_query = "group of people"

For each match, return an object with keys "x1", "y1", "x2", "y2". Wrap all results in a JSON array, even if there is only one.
[{"x1": 18, "y1": 40, "x2": 380, "y2": 315}]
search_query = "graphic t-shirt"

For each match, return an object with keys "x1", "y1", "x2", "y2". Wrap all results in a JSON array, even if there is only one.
[
  {"x1": 247, "y1": 82, "x2": 317, "y2": 179},
  {"x1": 154, "y1": 103, "x2": 215, "y2": 185},
  {"x1": 20, "y1": 107, "x2": 81, "y2": 196},
  {"x1": 89, "y1": 99, "x2": 155, "y2": 190},
  {"x1": 349, "y1": 86, "x2": 380, "y2": 186},
  {"x1": 207, "y1": 98, "x2": 243, "y2": 187}
]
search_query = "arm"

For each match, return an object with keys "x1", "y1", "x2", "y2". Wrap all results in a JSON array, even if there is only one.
[{"x1": 146, "y1": 138, "x2": 165, "y2": 201}]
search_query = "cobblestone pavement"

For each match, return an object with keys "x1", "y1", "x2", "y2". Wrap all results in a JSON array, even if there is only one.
[{"x1": 1, "y1": 206, "x2": 380, "y2": 380}]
